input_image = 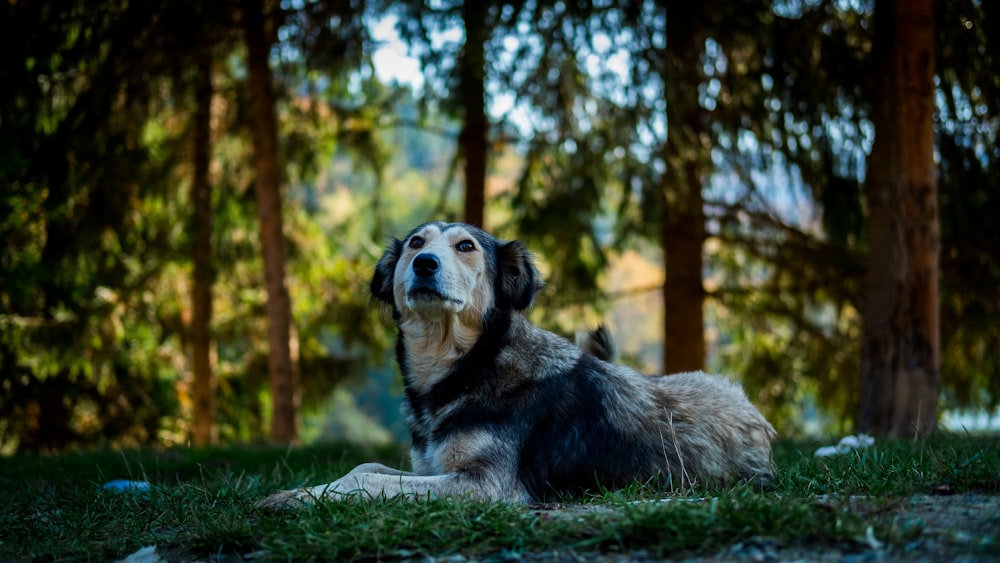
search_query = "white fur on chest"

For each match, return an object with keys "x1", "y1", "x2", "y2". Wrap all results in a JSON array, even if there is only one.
[{"x1": 400, "y1": 317, "x2": 480, "y2": 393}]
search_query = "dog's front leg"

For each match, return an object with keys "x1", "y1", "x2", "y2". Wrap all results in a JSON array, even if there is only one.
[
  {"x1": 342, "y1": 462, "x2": 416, "y2": 478},
  {"x1": 256, "y1": 463, "x2": 413, "y2": 510},
  {"x1": 257, "y1": 468, "x2": 521, "y2": 508},
  {"x1": 311, "y1": 469, "x2": 526, "y2": 503},
  {"x1": 311, "y1": 471, "x2": 459, "y2": 502}
]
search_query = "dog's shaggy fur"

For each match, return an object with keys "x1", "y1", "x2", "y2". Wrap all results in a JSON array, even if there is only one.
[{"x1": 258, "y1": 222, "x2": 775, "y2": 507}]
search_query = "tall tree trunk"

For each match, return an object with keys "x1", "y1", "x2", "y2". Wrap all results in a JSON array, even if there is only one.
[
  {"x1": 660, "y1": 2, "x2": 707, "y2": 374},
  {"x1": 858, "y1": 0, "x2": 939, "y2": 438},
  {"x1": 660, "y1": 158, "x2": 706, "y2": 374},
  {"x1": 191, "y1": 52, "x2": 217, "y2": 446},
  {"x1": 243, "y1": 0, "x2": 299, "y2": 443},
  {"x1": 459, "y1": 1, "x2": 488, "y2": 229}
]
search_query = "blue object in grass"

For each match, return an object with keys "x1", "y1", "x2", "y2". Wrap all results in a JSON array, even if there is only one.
[{"x1": 102, "y1": 479, "x2": 152, "y2": 492}]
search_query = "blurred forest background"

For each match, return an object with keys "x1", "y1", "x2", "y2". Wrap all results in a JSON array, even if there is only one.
[{"x1": 2, "y1": 0, "x2": 998, "y2": 454}]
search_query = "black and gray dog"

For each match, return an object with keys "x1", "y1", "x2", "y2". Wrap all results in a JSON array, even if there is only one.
[{"x1": 258, "y1": 222, "x2": 775, "y2": 507}]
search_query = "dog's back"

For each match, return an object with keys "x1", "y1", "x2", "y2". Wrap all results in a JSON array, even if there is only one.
[
  {"x1": 486, "y1": 318, "x2": 774, "y2": 499},
  {"x1": 573, "y1": 326, "x2": 774, "y2": 490},
  {"x1": 647, "y1": 370, "x2": 775, "y2": 488}
]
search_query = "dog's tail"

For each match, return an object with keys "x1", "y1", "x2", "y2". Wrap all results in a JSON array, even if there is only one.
[{"x1": 576, "y1": 324, "x2": 617, "y2": 363}]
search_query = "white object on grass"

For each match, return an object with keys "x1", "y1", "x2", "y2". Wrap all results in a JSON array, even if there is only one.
[
  {"x1": 813, "y1": 434, "x2": 875, "y2": 457},
  {"x1": 117, "y1": 545, "x2": 161, "y2": 563}
]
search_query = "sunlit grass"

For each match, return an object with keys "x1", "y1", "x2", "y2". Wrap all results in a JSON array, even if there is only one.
[{"x1": 0, "y1": 434, "x2": 996, "y2": 561}]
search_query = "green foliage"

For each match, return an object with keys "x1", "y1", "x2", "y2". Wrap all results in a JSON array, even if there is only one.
[
  {"x1": 934, "y1": 0, "x2": 1000, "y2": 413},
  {"x1": 0, "y1": 0, "x2": 396, "y2": 451},
  {"x1": 0, "y1": 0, "x2": 197, "y2": 451},
  {"x1": 3, "y1": 0, "x2": 1000, "y2": 450},
  {"x1": 665, "y1": 0, "x2": 1000, "y2": 433}
]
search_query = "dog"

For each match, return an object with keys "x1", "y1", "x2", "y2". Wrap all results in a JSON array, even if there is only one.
[{"x1": 257, "y1": 221, "x2": 775, "y2": 508}]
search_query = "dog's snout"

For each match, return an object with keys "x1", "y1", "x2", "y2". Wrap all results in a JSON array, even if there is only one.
[{"x1": 413, "y1": 254, "x2": 440, "y2": 277}]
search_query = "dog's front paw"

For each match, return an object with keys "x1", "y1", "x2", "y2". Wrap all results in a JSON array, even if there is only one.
[
  {"x1": 256, "y1": 480, "x2": 363, "y2": 509},
  {"x1": 255, "y1": 489, "x2": 313, "y2": 511}
]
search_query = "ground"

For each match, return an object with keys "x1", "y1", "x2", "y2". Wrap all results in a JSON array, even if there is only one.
[
  {"x1": 513, "y1": 493, "x2": 1000, "y2": 562},
  {"x1": 112, "y1": 492, "x2": 1000, "y2": 562}
]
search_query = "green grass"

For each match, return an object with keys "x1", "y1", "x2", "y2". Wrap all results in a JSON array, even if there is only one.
[{"x1": 1, "y1": 434, "x2": 997, "y2": 561}]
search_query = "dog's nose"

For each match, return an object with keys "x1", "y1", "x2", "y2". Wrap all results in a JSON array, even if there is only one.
[{"x1": 412, "y1": 254, "x2": 440, "y2": 277}]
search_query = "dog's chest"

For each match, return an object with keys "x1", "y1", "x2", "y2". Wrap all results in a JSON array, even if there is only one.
[
  {"x1": 402, "y1": 388, "x2": 493, "y2": 475},
  {"x1": 409, "y1": 441, "x2": 439, "y2": 474},
  {"x1": 404, "y1": 403, "x2": 456, "y2": 475},
  {"x1": 410, "y1": 425, "x2": 496, "y2": 475},
  {"x1": 400, "y1": 393, "x2": 443, "y2": 473}
]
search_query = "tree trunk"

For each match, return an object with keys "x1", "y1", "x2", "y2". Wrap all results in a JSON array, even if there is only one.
[
  {"x1": 191, "y1": 52, "x2": 217, "y2": 446},
  {"x1": 243, "y1": 0, "x2": 299, "y2": 443},
  {"x1": 660, "y1": 2, "x2": 706, "y2": 374},
  {"x1": 459, "y1": 1, "x2": 488, "y2": 229},
  {"x1": 858, "y1": 0, "x2": 939, "y2": 438},
  {"x1": 660, "y1": 158, "x2": 706, "y2": 374}
]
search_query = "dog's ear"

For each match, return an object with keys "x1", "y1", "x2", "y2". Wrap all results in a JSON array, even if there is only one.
[
  {"x1": 369, "y1": 238, "x2": 403, "y2": 310},
  {"x1": 497, "y1": 240, "x2": 542, "y2": 311}
]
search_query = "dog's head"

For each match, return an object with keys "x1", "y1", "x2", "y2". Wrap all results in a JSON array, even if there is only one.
[{"x1": 370, "y1": 222, "x2": 541, "y2": 324}]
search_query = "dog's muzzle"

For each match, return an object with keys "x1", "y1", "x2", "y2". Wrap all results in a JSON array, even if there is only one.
[{"x1": 407, "y1": 253, "x2": 462, "y2": 306}]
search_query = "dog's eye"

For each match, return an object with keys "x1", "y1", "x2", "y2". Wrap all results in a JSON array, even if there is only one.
[
  {"x1": 455, "y1": 240, "x2": 476, "y2": 252},
  {"x1": 409, "y1": 236, "x2": 425, "y2": 249}
]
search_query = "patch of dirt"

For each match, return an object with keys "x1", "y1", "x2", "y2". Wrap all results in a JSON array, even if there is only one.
[
  {"x1": 878, "y1": 493, "x2": 1000, "y2": 561},
  {"x1": 521, "y1": 493, "x2": 999, "y2": 562}
]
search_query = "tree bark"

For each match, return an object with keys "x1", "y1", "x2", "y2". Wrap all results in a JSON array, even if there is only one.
[
  {"x1": 243, "y1": 0, "x2": 299, "y2": 443},
  {"x1": 459, "y1": 1, "x2": 488, "y2": 229},
  {"x1": 660, "y1": 158, "x2": 706, "y2": 374},
  {"x1": 191, "y1": 51, "x2": 217, "y2": 446},
  {"x1": 858, "y1": 0, "x2": 939, "y2": 438},
  {"x1": 660, "y1": 1, "x2": 707, "y2": 374}
]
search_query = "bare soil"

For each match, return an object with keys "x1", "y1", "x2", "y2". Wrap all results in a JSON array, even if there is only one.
[{"x1": 520, "y1": 493, "x2": 999, "y2": 562}]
